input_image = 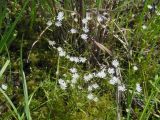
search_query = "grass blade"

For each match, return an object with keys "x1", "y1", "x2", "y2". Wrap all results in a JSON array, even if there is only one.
[
  {"x1": 0, "y1": 60, "x2": 10, "y2": 78},
  {"x1": 20, "y1": 42, "x2": 32, "y2": 120},
  {"x1": 0, "y1": 0, "x2": 29, "y2": 53},
  {"x1": 0, "y1": 60, "x2": 21, "y2": 120}
]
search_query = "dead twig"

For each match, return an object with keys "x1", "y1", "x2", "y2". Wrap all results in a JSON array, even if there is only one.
[
  {"x1": 116, "y1": 67, "x2": 123, "y2": 120},
  {"x1": 27, "y1": 24, "x2": 51, "y2": 63},
  {"x1": 91, "y1": 39, "x2": 113, "y2": 56}
]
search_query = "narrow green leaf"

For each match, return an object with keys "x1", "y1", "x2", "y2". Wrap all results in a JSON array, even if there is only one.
[{"x1": 0, "y1": 60, "x2": 10, "y2": 78}]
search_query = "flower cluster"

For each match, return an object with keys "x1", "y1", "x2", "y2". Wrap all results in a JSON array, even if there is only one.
[
  {"x1": 109, "y1": 76, "x2": 119, "y2": 85},
  {"x1": 52, "y1": 10, "x2": 110, "y2": 42},
  {"x1": 55, "y1": 45, "x2": 87, "y2": 62},
  {"x1": 80, "y1": 12, "x2": 92, "y2": 40},
  {"x1": 107, "y1": 59, "x2": 126, "y2": 91},
  {"x1": 118, "y1": 85, "x2": 126, "y2": 92},
  {"x1": 56, "y1": 57, "x2": 143, "y2": 103},
  {"x1": 71, "y1": 72, "x2": 79, "y2": 85},
  {"x1": 57, "y1": 47, "x2": 66, "y2": 57},
  {"x1": 57, "y1": 47, "x2": 87, "y2": 63},
  {"x1": 46, "y1": 12, "x2": 144, "y2": 103},
  {"x1": 95, "y1": 68, "x2": 107, "y2": 78},
  {"x1": 66, "y1": 55, "x2": 87, "y2": 63},
  {"x1": 84, "y1": 73, "x2": 94, "y2": 82},
  {"x1": 88, "y1": 83, "x2": 99, "y2": 91},
  {"x1": 52, "y1": 42, "x2": 142, "y2": 101},
  {"x1": 48, "y1": 40, "x2": 87, "y2": 64},
  {"x1": 58, "y1": 68, "x2": 79, "y2": 90},
  {"x1": 48, "y1": 40, "x2": 56, "y2": 46},
  {"x1": 55, "y1": 12, "x2": 64, "y2": 27},
  {"x1": 57, "y1": 66, "x2": 105, "y2": 102}
]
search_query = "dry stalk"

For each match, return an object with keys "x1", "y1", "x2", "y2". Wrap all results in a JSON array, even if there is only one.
[
  {"x1": 27, "y1": 24, "x2": 51, "y2": 62},
  {"x1": 92, "y1": 39, "x2": 112, "y2": 56},
  {"x1": 116, "y1": 66, "x2": 123, "y2": 120}
]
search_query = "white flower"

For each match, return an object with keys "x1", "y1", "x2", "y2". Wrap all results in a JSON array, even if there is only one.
[
  {"x1": 81, "y1": 34, "x2": 88, "y2": 40},
  {"x1": 67, "y1": 56, "x2": 86, "y2": 63},
  {"x1": 118, "y1": 85, "x2": 126, "y2": 91},
  {"x1": 70, "y1": 68, "x2": 77, "y2": 73},
  {"x1": 82, "y1": 18, "x2": 88, "y2": 24},
  {"x1": 55, "y1": 21, "x2": 62, "y2": 27},
  {"x1": 126, "y1": 109, "x2": 129, "y2": 113},
  {"x1": 86, "y1": 12, "x2": 92, "y2": 20},
  {"x1": 58, "y1": 79, "x2": 67, "y2": 90},
  {"x1": 93, "y1": 97, "x2": 98, "y2": 102},
  {"x1": 57, "y1": 12, "x2": 64, "y2": 21},
  {"x1": 88, "y1": 86, "x2": 93, "y2": 91},
  {"x1": 70, "y1": 28, "x2": 77, "y2": 34},
  {"x1": 109, "y1": 79, "x2": 115, "y2": 85},
  {"x1": 48, "y1": 40, "x2": 56, "y2": 46},
  {"x1": 87, "y1": 93, "x2": 98, "y2": 102},
  {"x1": 79, "y1": 57, "x2": 87, "y2": 63},
  {"x1": 97, "y1": 15, "x2": 104, "y2": 22},
  {"x1": 133, "y1": 66, "x2": 138, "y2": 71},
  {"x1": 57, "y1": 47, "x2": 66, "y2": 57},
  {"x1": 66, "y1": 55, "x2": 70, "y2": 59},
  {"x1": 1, "y1": 84, "x2": 7, "y2": 90},
  {"x1": 73, "y1": 57, "x2": 80, "y2": 63},
  {"x1": 74, "y1": 18, "x2": 78, "y2": 22},
  {"x1": 112, "y1": 59, "x2": 119, "y2": 67},
  {"x1": 132, "y1": 14, "x2": 135, "y2": 18},
  {"x1": 92, "y1": 83, "x2": 99, "y2": 89},
  {"x1": 59, "y1": 50, "x2": 66, "y2": 57},
  {"x1": 84, "y1": 73, "x2": 93, "y2": 82},
  {"x1": 147, "y1": 5, "x2": 153, "y2": 9},
  {"x1": 82, "y1": 26, "x2": 89, "y2": 33},
  {"x1": 72, "y1": 73, "x2": 79, "y2": 80},
  {"x1": 96, "y1": 70, "x2": 106, "y2": 78},
  {"x1": 46, "y1": 20, "x2": 52, "y2": 26},
  {"x1": 88, "y1": 83, "x2": 99, "y2": 91},
  {"x1": 142, "y1": 25, "x2": 147, "y2": 30},
  {"x1": 57, "y1": 47, "x2": 63, "y2": 52},
  {"x1": 71, "y1": 78, "x2": 77, "y2": 84},
  {"x1": 108, "y1": 67, "x2": 115, "y2": 74},
  {"x1": 136, "y1": 83, "x2": 142, "y2": 93},
  {"x1": 109, "y1": 76, "x2": 119, "y2": 85},
  {"x1": 69, "y1": 57, "x2": 74, "y2": 62},
  {"x1": 103, "y1": 12, "x2": 108, "y2": 15},
  {"x1": 87, "y1": 93, "x2": 94, "y2": 100}
]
